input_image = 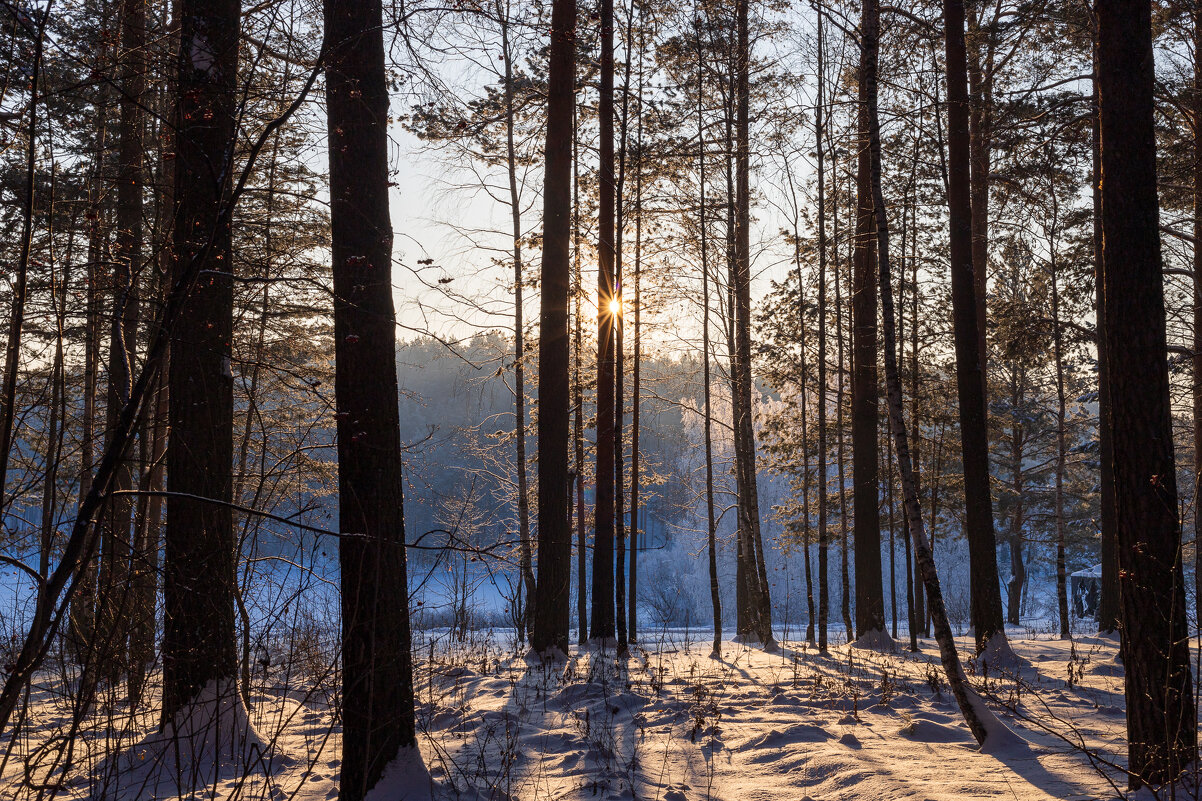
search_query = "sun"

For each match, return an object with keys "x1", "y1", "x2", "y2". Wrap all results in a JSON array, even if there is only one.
[{"x1": 608, "y1": 297, "x2": 622, "y2": 316}]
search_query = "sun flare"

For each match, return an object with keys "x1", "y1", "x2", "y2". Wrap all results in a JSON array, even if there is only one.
[{"x1": 608, "y1": 298, "x2": 622, "y2": 316}]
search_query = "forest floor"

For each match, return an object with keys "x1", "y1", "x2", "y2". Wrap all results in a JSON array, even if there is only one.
[{"x1": 0, "y1": 628, "x2": 1160, "y2": 800}]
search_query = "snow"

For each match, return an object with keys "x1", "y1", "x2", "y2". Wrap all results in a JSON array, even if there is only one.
[
  {"x1": 849, "y1": 627, "x2": 898, "y2": 653},
  {"x1": 0, "y1": 631, "x2": 1175, "y2": 800},
  {"x1": 92, "y1": 678, "x2": 278, "y2": 800},
  {"x1": 363, "y1": 747, "x2": 435, "y2": 801}
]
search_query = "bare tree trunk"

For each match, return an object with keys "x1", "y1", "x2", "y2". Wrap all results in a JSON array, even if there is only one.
[
  {"x1": 853, "y1": 0, "x2": 886, "y2": 640},
  {"x1": 942, "y1": 0, "x2": 1006, "y2": 654},
  {"x1": 1190, "y1": 2, "x2": 1202, "y2": 637},
  {"x1": 1093, "y1": 33, "x2": 1118, "y2": 635},
  {"x1": 573, "y1": 98, "x2": 588, "y2": 646},
  {"x1": 1006, "y1": 366, "x2": 1025, "y2": 626},
  {"x1": 909, "y1": 177, "x2": 926, "y2": 637},
  {"x1": 898, "y1": 174, "x2": 917, "y2": 651},
  {"x1": 162, "y1": 0, "x2": 239, "y2": 724},
  {"x1": 1097, "y1": 0, "x2": 1197, "y2": 783},
  {"x1": 816, "y1": 0, "x2": 831, "y2": 653},
  {"x1": 325, "y1": 0, "x2": 420, "y2": 790},
  {"x1": 532, "y1": 0, "x2": 577, "y2": 656},
  {"x1": 629, "y1": 26, "x2": 645, "y2": 643},
  {"x1": 834, "y1": 133, "x2": 853, "y2": 640},
  {"x1": 591, "y1": 0, "x2": 617, "y2": 644},
  {"x1": 791, "y1": 200, "x2": 816, "y2": 647},
  {"x1": 97, "y1": 0, "x2": 147, "y2": 690},
  {"x1": 497, "y1": 5, "x2": 535, "y2": 645},
  {"x1": 888, "y1": 441, "x2": 897, "y2": 639},
  {"x1": 698, "y1": 10, "x2": 722, "y2": 657},
  {"x1": 1048, "y1": 207, "x2": 1069, "y2": 641},
  {"x1": 733, "y1": 0, "x2": 773, "y2": 647},
  {"x1": 966, "y1": 4, "x2": 991, "y2": 377}
]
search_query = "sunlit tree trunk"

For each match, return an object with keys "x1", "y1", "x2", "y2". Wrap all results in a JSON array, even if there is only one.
[
  {"x1": 852, "y1": 0, "x2": 885, "y2": 640},
  {"x1": 1097, "y1": 0, "x2": 1197, "y2": 783},
  {"x1": 162, "y1": 0, "x2": 240, "y2": 723},
  {"x1": 943, "y1": 0, "x2": 1005, "y2": 654},
  {"x1": 533, "y1": 0, "x2": 577, "y2": 655},
  {"x1": 591, "y1": 0, "x2": 617, "y2": 644}
]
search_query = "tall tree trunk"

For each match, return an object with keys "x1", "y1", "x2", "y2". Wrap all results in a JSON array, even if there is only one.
[
  {"x1": 98, "y1": 0, "x2": 148, "y2": 688},
  {"x1": 591, "y1": 0, "x2": 617, "y2": 644},
  {"x1": 898, "y1": 176, "x2": 917, "y2": 651},
  {"x1": 1097, "y1": 0, "x2": 1197, "y2": 784},
  {"x1": 816, "y1": 0, "x2": 830, "y2": 652},
  {"x1": 1190, "y1": 2, "x2": 1202, "y2": 637},
  {"x1": 942, "y1": 0, "x2": 1006, "y2": 654},
  {"x1": 325, "y1": 0, "x2": 421, "y2": 791},
  {"x1": 1006, "y1": 367, "x2": 1025, "y2": 626},
  {"x1": 698, "y1": 10, "x2": 722, "y2": 657},
  {"x1": 888, "y1": 442, "x2": 897, "y2": 638},
  {"x1": 733, "y1": 0, "x2": 773, "y2": 647},
  {"x1": 629, "y1": 28, "x2": 644, "y2": 643},
  {"x1": 966, "y1": 5, "x2": 991, "y2": 376},
  {"x1": 853, "y1": 0, "x2": 886, "y2": 640},
  {"x1": 498, "y1": 5, "x2": 535, "y2": 645},
  {"x1": 791, "y1": 206, "x2": 816, "y2": 646},
  {"x1": 162, "y1": 0, "x2": 239, "y2": 724},
  {"x1": 1048, "y1": 212, "x2": 1069, "y2": 641},
  {"x1": 835, "y1": 135, "x2": 853, "y2": 639},
  {"x1": 573, "y1": 98, "x2": 588, "y2": 646},
  {"x1": 1093, "y1": 33, "x2": 1118, "y2": 635},
  {"x1": 532, "y1": 0, "x2": 577, "y2": 656},
  {"x1": 909, "y1": 173, "x2": 926, "y2": 637}
]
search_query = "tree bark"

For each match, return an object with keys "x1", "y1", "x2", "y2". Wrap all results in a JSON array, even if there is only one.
[
  {"x1": 98, "y1": 0, "x2": 148, "y2": 688},
  {"x1": 816, "y1": 0, "x2": 830, "y2": 653},
  {"x1": 733, "y1": 0, "x2": 773, "y2": 647},
  {"x1": 698, "y1": 10, "x2": 722, "y2": 657},
  {"x1": 162, "y1": 0, "x2": 240, "y2": 724},
  {"x1": 1191, "y1": 1, "x2": 1202, "y2": 637},
  {"x1": 1097, "y1": 0, "x2": 1197, "y2": 784},
  {"x1": 1093, "y1": 32, "x2": 1119, "y2": 635},
  {"x1": 853, "y1": 0, "x2": 886, "y2": 640},
  {"x1": 532, "y1": 0, "x2": 576, "y2": 656},
  {"x1": 325, "y1": 0, "x2": 421, "y2": 790},
  {"x1": 573, "y1": 97, "x2": 588, "y2": 646},
  {"x1": 1048, "y1": 211, "x2": 1069, "y2": 641},
  {"x1": 942, "y1": 0, "x2": 1006, "y2": 653},
  {"x1": 591, "y1": 0, "x2": 617, "y2": 644},
  {"x1": 498, "y1": 5, "x2": 535, "y2": 645},
  {"x1": 629, "y1": 29, "x2": 644, "y2": 643}
]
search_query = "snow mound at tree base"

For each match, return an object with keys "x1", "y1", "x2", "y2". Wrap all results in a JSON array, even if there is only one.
[
  {"x1": 850, "y1": 628, "x2": 898, "y2": 653},
  {"x1": 975, "y1": 632, "x2": 1026, "y2": 673},
  {"x1": 90, "y1": 678, "x2": 283, "y2": 800},
  {"x1": 363, "y1": 747, "x2": 437, "y2": 801}
]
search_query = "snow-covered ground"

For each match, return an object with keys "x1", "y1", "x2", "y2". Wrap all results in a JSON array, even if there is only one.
[{"x1": 0, "y1": 627, "x2": 1162, "y2": 800}]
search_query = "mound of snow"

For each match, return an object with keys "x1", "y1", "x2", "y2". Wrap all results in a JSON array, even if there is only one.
[
  {"x1": 976, "y1": 632, "x2": 1027, "y2": 672},
  {"x1": 850, "y1": 628, "x2": 897, "y2": 653},
  {"x1": 91, "y1": 679, "x2": 280, "y2": 800}
]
